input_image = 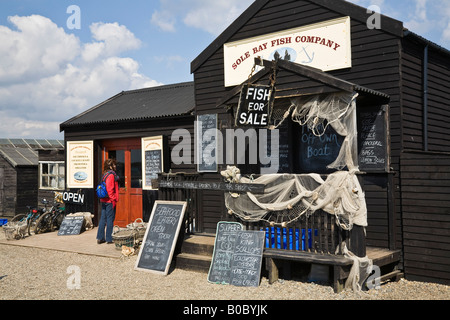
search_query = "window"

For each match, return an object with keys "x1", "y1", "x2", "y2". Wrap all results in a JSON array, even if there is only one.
[{"x1": 40, "y1": 161, "x2": 65, "y2": 190}]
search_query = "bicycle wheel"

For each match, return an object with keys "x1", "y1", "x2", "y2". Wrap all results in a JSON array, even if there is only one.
[
  {"x1": 10, "y1": 214, "x2": 27, "y2": 223},
  {"x1": 34, "y1": 212, "x2": 53, "y2": 234},
  {"x1": 52, "y1": 211, "x2": 66, "y2": 231}
]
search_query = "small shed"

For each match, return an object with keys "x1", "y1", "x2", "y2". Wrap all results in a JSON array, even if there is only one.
[
  {"x1": 0, "y1": 139, "x2": 64, "y2": 217},
  {"x1": 59, "y1": 82, "x2": 196, "y2": 227}
]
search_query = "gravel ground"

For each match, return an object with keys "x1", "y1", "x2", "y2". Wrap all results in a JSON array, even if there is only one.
[{"x1": 0, "y1": 227, "x2": 449, "y2": 301}]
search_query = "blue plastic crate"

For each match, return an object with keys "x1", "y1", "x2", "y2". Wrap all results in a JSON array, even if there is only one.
[
  {"x1": 0, "y1": 219, "x2": 8, "y2": 226},
  {"x1": 264, "y1": 227, "x2": 318, "y2": 250}
]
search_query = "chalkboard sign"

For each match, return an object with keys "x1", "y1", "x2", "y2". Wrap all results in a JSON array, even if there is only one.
[
  {"x1": 142, "y1": 136, "x2": 165, "y2": 190},
  {"x1": 357, "y1": 105, "x2": 388, "y2": 172},
  {"x1": 230, "y1": 230, "x2": 265, "y2": 287},
  {"x1": 261, "y1": 120, "x2": 291, "y2": 174},
  {"x1": 208, "y1": 221, "x2": 244, "y2": 284},
  {"x1": 135, "y1": 201, "x2": 187, "y2": 275},
  {"x1": 58, "y1": 216, "x2": 84, "y2": 236},
  {"x1": 197, "y1": 114, "x2": 218, "y2": 172},
  {"x1": 208, "y1": 222, "x2": 265, "y2": 287},
  {"x1": 297, "y1": 123, "x2": 345, "y2": 173},
  {"x1": 145, "y1": 149, "x2": 162, "y2": 185}
]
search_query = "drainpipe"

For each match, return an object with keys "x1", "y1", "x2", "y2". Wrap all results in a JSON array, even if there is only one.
[{"x1": 423, "y1": 44, "x2": 429, "y2": 151}]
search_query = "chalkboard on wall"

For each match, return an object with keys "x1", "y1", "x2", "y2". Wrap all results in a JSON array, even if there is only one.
[
  {"x1": 296, "y1": 123, "x2": 345, "y2": 173},
  {"x1": 58, "y1": 216, "x2": 84, "y2": 236},
  {"x1": 207, "y1": 221, "x2": 244, "y2": 284},
  {"x1": 197, "y1": 114, "x2": 218, "y2": 172},
  {"x1": 135, "y1": 201, "x2": 187, "y2": 275},
  {"x1": 357, "y1": 105, "x2": 388, "y2": 172}
]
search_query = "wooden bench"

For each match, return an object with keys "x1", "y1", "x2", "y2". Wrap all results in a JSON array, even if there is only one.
[{"x1": 264, "y1": 248, "x2": 355, "y2": 293}]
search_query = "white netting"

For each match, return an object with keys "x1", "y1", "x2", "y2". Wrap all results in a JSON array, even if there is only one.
[
  {"x1": 223, "y1": 167, "x2": 367, "y2": 230},
  {"x1": 271, "y1": 92, "x2": 359, "y2": 172}
]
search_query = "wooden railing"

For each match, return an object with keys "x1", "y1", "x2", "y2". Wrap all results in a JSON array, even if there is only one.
[{"x1": 157, "y1": 173, "x2": 366, "y2": 258}]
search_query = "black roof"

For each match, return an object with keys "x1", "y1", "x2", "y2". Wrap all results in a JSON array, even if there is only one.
[{"x1": 60, "y1": 82, "x2": 195, "y2": 130}]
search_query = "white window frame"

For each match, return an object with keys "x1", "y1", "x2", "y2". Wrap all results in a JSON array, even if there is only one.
[{"x1": 39, "y1": 161, "x2": 65, "y2": 190}]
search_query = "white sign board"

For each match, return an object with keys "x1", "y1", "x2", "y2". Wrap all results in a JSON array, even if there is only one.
[
  {"x1": 224, "y1": 17, "x2": 352, "y2": 87},
  {"x1": 66, "y1": 141, "x2": 93, "y2": 189}
]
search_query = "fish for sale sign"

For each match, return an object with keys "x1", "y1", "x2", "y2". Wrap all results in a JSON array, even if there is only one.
[{"x1": 236, "y1": 84, "x2": 274, "y2": 128}]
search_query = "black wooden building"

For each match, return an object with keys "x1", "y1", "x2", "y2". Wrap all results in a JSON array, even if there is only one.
[
  {"x1": 0, "y1": 139, "x2": 64, "y2": 217},
  {"x1": 186, "y1": 0, "x2": 449, "y2": 286},
  {"x1": 60, "y1": 0, "x2": 449, "y2": 288}
]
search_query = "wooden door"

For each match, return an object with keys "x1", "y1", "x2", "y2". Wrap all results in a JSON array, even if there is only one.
[{"x1": 102, "y1": 138, "x2": 142, "y2": 227}]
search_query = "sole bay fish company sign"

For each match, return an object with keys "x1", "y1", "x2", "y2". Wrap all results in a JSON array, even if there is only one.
[{"x1": 224, "y1": 16, "x2": 351, "y2": 87}]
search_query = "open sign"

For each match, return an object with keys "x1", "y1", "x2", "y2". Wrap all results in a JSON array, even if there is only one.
[
  {"x1": 236, "y1": 84, "x2": 274, "y2": 127},
  {"x1": 63, "y1": 191, "x2": 85, "y2": 205}
]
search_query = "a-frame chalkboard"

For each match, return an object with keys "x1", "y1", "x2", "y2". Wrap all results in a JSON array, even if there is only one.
[{"x1": 134, "y1": 201, "x2": 187, "y2": 275}]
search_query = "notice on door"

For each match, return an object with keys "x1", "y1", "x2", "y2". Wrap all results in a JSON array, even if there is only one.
[{"x1": 142, "y1": 136, "x2": 164, "y2": 190}]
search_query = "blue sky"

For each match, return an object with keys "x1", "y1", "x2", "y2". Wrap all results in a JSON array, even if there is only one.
[{"x1": 0, "y1": 0, "x2": 449, "y2": 139}]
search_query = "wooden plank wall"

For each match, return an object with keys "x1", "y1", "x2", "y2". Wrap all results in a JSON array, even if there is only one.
[
  {"x1": 427, "y1": 50, "x2": 450, "y2": 152},
  {"x1": 0, "y1": 157, "x2": 16, "y2": 217},
  {"x1": 193, "y1": 0, "x2": 402, "y2": 240},
  {"x1": 400, "y1": 152, "x2": 450, "y2": 285},
  {"x1": 16, "y1": 167, "x2": 38, "y2": 215}
]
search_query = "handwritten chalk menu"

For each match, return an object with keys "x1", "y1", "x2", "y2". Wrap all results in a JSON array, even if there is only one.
[
  {"x1": 230, "y1": 231, "x2": 265, "y2": 287},
  {"x1": 142, "y1": 136, "x2": 164, "y2": 190},
  {"x1": 135, "y1": 201, "x2": 187, "y2": 275},
  {"x1": 197, "y1": 114, "x2": 218, "y2": 172},
  {"x1": 57, "y1": 216, "x2": 84, "y2": 236},
  {"x1": 261, "y1": 120, "x2": 291, "y2": 173},
  {"x1": 297, "y1": 123, "x2": 345, "y2": 173},
  {"x1": 208, "y1": 223, "x2": 265, "y2": 287},
  {"x1": 357, "y1": 105, "x2": 388, "y2": 172},
  {"x1": 208, "y1": 221, "x2": 244, "y2": 284}
]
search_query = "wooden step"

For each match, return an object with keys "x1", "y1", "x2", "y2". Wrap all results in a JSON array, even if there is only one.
[
  {"x1": 175, "y1": 252, "x2": 212, "y2": 273},
  {"x1": 180, "y1": 235, "x2": 215, "y2": 256}
]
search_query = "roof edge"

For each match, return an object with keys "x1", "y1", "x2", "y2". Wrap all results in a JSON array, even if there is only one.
[{"x1": 191, "y1": 0, "x2": 404, "y2": 74}]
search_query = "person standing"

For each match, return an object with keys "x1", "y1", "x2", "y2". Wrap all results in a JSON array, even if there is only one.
[{"x1": 97, "y1": 159, "x2": 119, "y2": 244}]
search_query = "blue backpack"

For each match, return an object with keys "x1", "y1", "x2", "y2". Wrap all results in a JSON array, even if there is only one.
[{"x1": 96, "y1": 173, "x2": 111, "y2": 199}]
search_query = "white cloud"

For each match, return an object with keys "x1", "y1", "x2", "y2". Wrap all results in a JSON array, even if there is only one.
[
  {"x1": 0, "y1": 15, "x2": 160, "y2": 139},
  {"x1": 151, "y1": 0, "x2": 254, "y2": 36}
]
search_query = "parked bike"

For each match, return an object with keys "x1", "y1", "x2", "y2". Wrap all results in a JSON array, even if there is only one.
[
  {"x1": 34, "y1": 202, "x2": 66, "y2": 234},
  {"x1": 10, "y1": 202, "x2": 47, "y2": 236}
]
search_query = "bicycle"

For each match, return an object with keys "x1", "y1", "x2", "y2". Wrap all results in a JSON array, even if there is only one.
[
  {"x1": 10, "y1": 201, "x2": 47, "y2": 236},
  {"x1": 34, "y1": 202, "x2": 66, "y2": 234}
]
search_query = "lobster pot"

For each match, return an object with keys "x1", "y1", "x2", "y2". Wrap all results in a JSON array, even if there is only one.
[
  {"x1": 3, "y1": 222, "x2": 28, "y2": 240},
  {"x1": 111, "y1": 226, "x2": 136, "y2": 250},
  {"x1": 127, "y1": 218, "x2": 147, "y2": 243}
]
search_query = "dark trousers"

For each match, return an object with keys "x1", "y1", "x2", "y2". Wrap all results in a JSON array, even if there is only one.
[{"x1": 97, "y1": 202, "x2": 116, "y2": 242}]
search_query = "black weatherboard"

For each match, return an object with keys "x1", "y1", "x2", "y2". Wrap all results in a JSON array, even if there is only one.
[
  {"x1": 135, "y1": 201, "x2": 187, "y2": 275},
  {"x1": 58, "y1": 216, "x2": 84, "y2": 236}
]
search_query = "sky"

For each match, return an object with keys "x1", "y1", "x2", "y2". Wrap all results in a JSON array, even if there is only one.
[{"x1": 0, "y1": 0, "x2": 449, "y2": 139}]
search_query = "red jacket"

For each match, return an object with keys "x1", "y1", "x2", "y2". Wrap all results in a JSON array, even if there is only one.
[{"x1": 100, "y1": 171, "x2": 119, "y2": 208}]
